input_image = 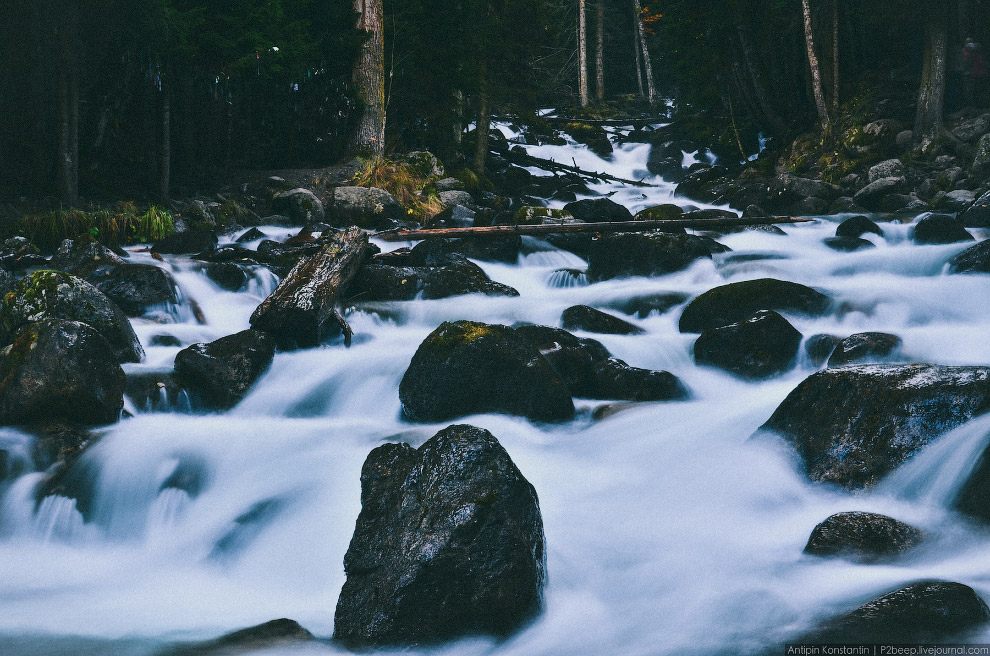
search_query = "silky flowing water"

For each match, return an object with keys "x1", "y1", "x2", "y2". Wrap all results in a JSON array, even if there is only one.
[{"x1": 0, "y1": 124, "x2": 988, "y2": 655}]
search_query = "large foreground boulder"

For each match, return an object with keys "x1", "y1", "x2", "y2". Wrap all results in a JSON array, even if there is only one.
[
  {"x1": 587, "y1": 232, "x2": 727, "y2": 281},
  {"x1": 0, "y1": 319, "x2": 125, "y2": 425},
  {"x1": 334, "y1": 424, "x2": 546, "y2": 648},
  {"x1": 250, "y1": 227, "x2": 368, "y2": 349},
  {"x1": 399, "y1": 321, "x2": 574, "y2": 422},
  {"x1": 800, "y1": 581, "x2": 990, "y2": 644},
  {"x1": 692, "y1": 310, "x2": 802, "y2": 379},
  {"x1": 803, "y1": 512, "x2": 923, "y2": 563},
  {"x1": 0, "y1": 270, "x2": 143, "y2": 363},
  {"x1": 757, "y1": 364, "x2": 990, "y2": 489},
  {"x1": 678, "y1": 278, "x2": 832, "y2": 333},
  {"x1": 174, "y1": 330, "x2": 275, "y2": 410}
]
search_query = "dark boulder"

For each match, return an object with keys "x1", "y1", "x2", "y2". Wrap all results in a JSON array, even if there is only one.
[
  {"x1": 0, "y1": 319, "x2": 125, "y2": 426},
  {"x1": 235, "y1": 227, "x2": 267, "y2": 242},
  {"x1": 562, "y1": 198, "x2": 633, "y2": 223},
  {"x1": 912, "y1": 214, "x2": 975, "y2": 245},
  {"x1": 271, "y1": 188, "x2": 325, "y2": 225},
  {"x1": 0, "y1": 237, "x2": 47, "y2": 271},
  {"x1": 48, "y1": 237, "x2": 125, "y2": 274},
  {"x1": 827, "y1": 332, "x2": 903, "y2": 366},
  {"x1": 852, "y1": 177, "x2": 906, "y2": 212},
  {"x1": 804, "y1": 512, "x2": 924, "y2": 563},
  {"x1": 824, "y1": 236, "x2": 876, "y2": 252},
  {"x1": 330, "y1": 186, "x2": 403, "y2": 229},
  {"x1": 561, "y1": 305, "x2": 644, "y2": 335},
  {"x1": 334, "y1": 424, "x2": 546, "y2": 648},
  {"x1": 152, "y1": 230, "x2": 218, "y2": 255},
  {"x1": 409, "y1": 236, "x2": 523, "y2": 265},
  {"x1": 125, "y1": 371, "x2": 189, "y2": 413},
  {"x1": 948, "y1": 239, "x2": 990, "y2": 274},
  {"x1": 82, "y1": 262, "x2": 179, "y2": 316},
  {"x1": 399, "y1": 321, "x2": 574, "y2": 423},
  {"x1": 205, "y1": 262, "x2": 249, "y2": 291},
  {"x1": 693, "y1": 310, "x2": 802, "y2": 380},
  {"x1": 0, "y1": 270, "x2": 143, "y2": 363},
  {"x1": 165, "y1": 619, "x2": 315, "y2": 656},
  {"x1": 835, "y1": 215, "x2": 884, "y2": 239},
  {"x1": 350, "y1": 260, "x2": 518, "y2": 302},
  {"x1": 757, "y1": 364, "x2": 990, "y2": 489},
  {"x1": 805, "y1": 333, "x2": 842, "y2": 367},
  {"x1": 604, "y1": 292, "x2": 689, "y2": 318},
  {"x1": 587, "y1": 232, "x2": 727, "y2": 281},
  {"x1": 563, "y1": 122, "x2": 612, "y2": 157},
  {"x1": 634, "y1": 204, "x2": 684, "y2": 222},
  {"x1": 678, "y1": 278, "x2": 832, "y2": 333},
  {"x1": 590, "y1": 358, "x2": 688, "y2": 402},
  {"x1": 959, "y1": 190, "x2": 990, "y2": 228},
  {"x1": 174, "y1": 330, "x2": 275, "y2": 410},
  {"x1": 801, "y1": 581, "x2": 990, "y2": 644}
]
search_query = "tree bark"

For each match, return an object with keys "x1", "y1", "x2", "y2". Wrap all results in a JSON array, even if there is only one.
[
  {"x1": 351, "y1": 0, "x2": 386, "y2": 157},
  {"x1": 802, "y1": 0, "x2": 830, "y2": 129},
  {"x1": 831, "y1": 0, "x2": 840, "y2": 112},
  {"x1": 596, "y1": 0, "x2": 605, "y2": 101},
  {"x1": 160, "y1": 87, "x2": 171, "y2": 202},
  {"x1": 473, "y1": 68, "x2": 491, "y2": 178},
  {"x1": 632, "y1": 0, "x2": 656, "y2": 104},
  {"x1": 914, "y1": 8, "x2": 948, "y2": 148},
  {"x1": 57, "y1": 0, "x2": 79, "y2": 204},
  {"x1": 578, "y1": 0, "x2": 589, "y2": 106},
  {"x1": 633, "y1": 14, "x2": 645, "y2": 98}
]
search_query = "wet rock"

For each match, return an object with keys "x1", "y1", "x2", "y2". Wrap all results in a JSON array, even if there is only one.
[
  {"x1": 827, "y1": 332, "x2": 903, "y2": 367},
  {"x1": 824, "y1": 236, "x2": 876, "y2": 252},
  {"x1": 152, "y1": 229, "x2": 218, "y2": 255},
  {"x1": 334, "y1": 424, "x2": 546, "y2": 648},
  {"x1": 271, "y1": 188, "x2": 325, "y2": 225},
  {"x1": 868, "y1": 159, "x2": 905, "y2": 183},
  {"x1": 805, "y1": 333, "x2": 842, "y2": 367},
  {"x1": 438, "y1": 190, "x2": 474, "y2": 210},
  {"x1": 801, "y1": 581, "x2": 990, "y2": 644},
  {"x1": 561, "y1": 305, "x2": 644, "y2": 335},
  {"x1": 587, "y1": 232, "x2": 727, "y2": 281},
  {"x1": 590, "y1": 358, "x2": 688, "y2": 402},
  {"x1": 0, "y1": 319, "x2": 125, "y2": 426},
  {"x1": 48, "y1": 237, "x2": 125, "y2": 274},
  {"x1": 235, "y1": 227, "x2": 267, "y2": 242},
  {"x1": 693, "y1": 310, "x2": 802, "y2": 380},
  {"x1": 399, "y1": 321, "x2": 574, "y2": 423},
  {"x1": 853, "y1": 177, "x2": 906, "y2": 212},
  {"x1": 165, "y1": 619, "x2": 315, "y2": 656},
  {"x1": 836, "y1": 215, "x2": 883, "y2": 239},
  {"x1": 972, "y1": 133, "x2": 990, "y2": 177},
  {"x1": 563, "y1": 122, "x2": 612, "y2": 157},
  {"x1": 604, "y1": 292, "x2": 689, "y2": 318},
  {"x1": 32, "y1": 422, "x2": 101, "y2": 519},
  {"x1": 0, "y1": 270, "x2": 143, "y2": 363},
  {"x1": 563, "y1": 198, "x2": 633, "y2": 223},
  {"x1": 634, "y1": 203, "x2": 684, "y2": 222},
  {"x1": 952, "y1": 439, "x2": 990, "y2": 523},
  {"x1": 804, "y1": 512, "x2": 923, "y2": 563},
  {"x1": 959, "y1": 190, "x2": 990, "y2": 228},
  {"x1": 254, "y1": 239, "x2": 323, "y2": 274},
  {"x1": 174, "y1": 330, "x2": 275, "y2": 410},
  {"x1": 756, "y1": 364, "x2": 990, "y2": 489},
  {"x1": 430, "y1": 204, "x2": 475, "y2": 228},
  {"x1": 0, "y1": 237, "x2": 47, "y2": 271},
  {"x1": 912, "y1": 213, "x2": 974, "y2": 245},
  {"x1": 82, "y1": 262, "x2": 179, "y2": 317},
  {"x1": 205, "y1": 262, "x2": 249, "y2": 291},
  {"x1": 150, "y1": 334, "x2": 182, "y2": 347},
  {"x1": 330, "y1": 186, "x2": 403, "y2": 229},
  {"x1": 125, "y1": 371, "x2": 189, "y2": 413},
  {"x1": 948, "y1": 239, "x2": 990, "y2": 274},
  {"x1": 409, "y1": 236, "x2": 522, "y2": 264},
  {"x1": 939, "y1": 190, "x2": 978, "y2": 213},
  {"x1": 678, "y1": 278, "x2": 832, "y2": 334},
  {"x1": 349, "y1": 260, "x2": 518, "y2": 302}
]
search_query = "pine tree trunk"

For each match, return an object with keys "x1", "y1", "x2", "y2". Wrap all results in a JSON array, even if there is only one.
[
  {"x1": 578, "y1": 0, "x2": 588, "y2": 106},
  {"x1": 831, "y1": 0, "x2": 840, "y2": 111},
  {"x1": 914, "y1": 9, "x2": 948, "y2": 148},
  {"x1": 160, "y1": 88, "x2": 171, "y2": 202},
  {"x1": 595, "y1": 0, "x2": 605, "y2": 101},
  {"x1": 632, "y1": 0, "x2": 656, "y2": 104},
  {"x1": 57, "y1": 0, "x2": 79, "y2": 204},
  {"x1": 351, "y1": 0, "x2": 385, "y2": 157},
  {"x1": 801, "y1": 0, "x2": 830, "y2": 129},
  {"x1": 633, "y1": 15, "x2": 645, "y2": 98},
  {"x1": 474, "y1": 72, "x2": 491, "y2": 177}
]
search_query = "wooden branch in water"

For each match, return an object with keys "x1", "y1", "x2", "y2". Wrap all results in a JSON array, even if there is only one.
[
  {"x1": 504, "y1": 149, "x2": 654, "y2": 187},
  {"x1": 374, "y1": 216, "x2": 813, "y2": 241}
]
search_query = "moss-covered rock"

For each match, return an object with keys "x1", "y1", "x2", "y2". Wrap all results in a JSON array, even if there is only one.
[
  {"x1": 513, "y1": 206, "x2": 574, "y2": 226},
  {"x1": 634, "y1": 204, "x2": 684, "y2": 221},
  {"x1": 0, "y1": 270, "x2": 143, "y2": 363},
  {"x1": 563, "y1": 122, "x2": 613, "y2": 158}
]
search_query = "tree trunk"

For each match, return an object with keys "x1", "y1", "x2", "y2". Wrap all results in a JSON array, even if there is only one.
[
  {"x1": 595, "y1": 0, "x2": 605, "y2": 101},
  {"x1": 351, "y1": 0, "x2": 385, "y2": 157},
  {"x1": 57, "y1": 0, "x2": 79, "y2": 204},
  {"x1": 633, "y1": 15, "x2": 645, "y2": 98},
  {"x1": 473, "y1": 71, "x2": 491, "y2": 177},
  {"x1": 578, "y1": 0, "x2": 588, "y2": 106},
  {"x1": 736, "y1": 24, "x2": 788, "y2": 137},
  {"x1": 632, "y1": 0, "x2": 656, "y2": 104},
  {"x1": 914, "y1": 8, "x2": 948, "y2": 148},
  {"x1": 160, "y1": 87, "x2": 171, "y2": 202},
  {"x1": 802, "y1": 0, "x2": 830, "y2": 129},
  {"x1": 831, "y1": 0, "x2": 840, "y2": 112}
]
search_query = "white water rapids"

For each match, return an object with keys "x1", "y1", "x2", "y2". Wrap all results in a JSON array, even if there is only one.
[{"x1": 0, "y1": 125, "x2": 988, "y2": 655}]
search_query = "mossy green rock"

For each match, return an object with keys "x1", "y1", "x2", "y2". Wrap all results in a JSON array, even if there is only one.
[
  {"x1": 634, "y1": 204, "x2": 683, "y2": 221},
  {"x1": 678, "y1": 278, "x2": 832, "y2": 333},
  {"x1": 513, "y1": 206, "x2": 574, "y2": 226},
  {"x1": 0, "y1": 270, "x2": 143, "y2": 363},
  {"x1": 399, "y1": 320, "x2": 574, "y2": 422},
  {"x1": 0, "y1": 318, "x2": 125, "y2": 425}
]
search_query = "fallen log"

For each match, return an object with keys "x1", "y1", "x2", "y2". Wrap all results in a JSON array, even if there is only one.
[
  {"x1": 250, "y1": 226, "x2": 368, "y2": 349},
  {"x1": 504, "y1": 149, "x2": 654, "y2": 187},
  {"x1": 374, "y1": 216, "x2": 813, "y2": 242}
]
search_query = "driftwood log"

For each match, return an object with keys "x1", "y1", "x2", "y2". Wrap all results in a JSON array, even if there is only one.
[
  {"x1": 250, "y1": 226, "x2": 368, "y2": 349},
  {"x1": 504, "y1": 149, "x2": 654, "y2": 187},
  {"x1": 374, "y1": 216, "x2": 812, "y2": 242}
]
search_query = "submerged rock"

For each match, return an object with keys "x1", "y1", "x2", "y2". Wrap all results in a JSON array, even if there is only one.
[
  {"x1": 604, "y1": 292, "x2": 689, "y2": 318},
  {"x1": 835, "y1": 215, "x2": 884, "y2": 239},
  {"x1": 334, "y1": 424, "x2": 546, "y2": 648},
  {"x1": 400, "y1": 321, "x2": 574, "y2": 422},
  {"x1": 948, "y1": 240, "x2": 990, "y2": 274},
  {"x1": 804, "y1": 512, "x2": 923, "y2": 563},
  {"x1": 804, "y1": 333, "x2": 842, "y2": 367},
  {"x1": 349, "y1": 259, "x2": 518, "y2": 302},
  {"x1": 0, "y1": 319, "x2": 125, "y2": 426},
  {"x1": 757, "y1": 364, "x2": 990, "y2": 489},
  {"x1": 0, "y1": 270, "x2": 143, "y2": 363},
  {"x1": 165, "y1": 618, "x2": 315, "y2": 656},
  {"x1": 563, "y1": 198, "x2": 633, "y2": 223},
  {"x1": 824, "y1": 236, "x2": 875, "y2": 252},
  {"x1": 174, "y1": 330, "x2": 275, "y2": 410},
  {"x1": 561, "y1": 305, "x2": 644, "y2": 335},
  {"x1": 587, "y1": 232, "x2": 727, "y2": 281},
  {"x1": 912, "y1": 213, "x2": 975, "y2": 245},
  {"x1": 693, "y1": 310, "x2": 802, "y2": 380},
  {"x1": 678, "y1": 278, "x2": 831, "y2": 333},
  {"x1": 205, "y1": 261, "x2": 249, "y2": 291},
  {"x1": 827, "y1": 332, "x2": 902, "y2": 366},
  {"x1": 801, "y1": 581, "x2": 990, "y2": 644}
]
